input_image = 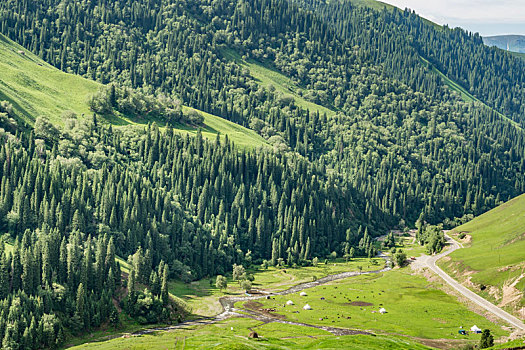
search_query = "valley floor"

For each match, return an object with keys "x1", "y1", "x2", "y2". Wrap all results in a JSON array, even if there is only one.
[{"x1": 67, "y1": 236, "x2": 514, "y2": 350}]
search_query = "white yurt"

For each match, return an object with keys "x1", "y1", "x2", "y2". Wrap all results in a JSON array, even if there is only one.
[
  {"x1": 303, "y1": 304, "x2": 312, "y2": 310},
  {"x1": 379, "y1": 308, "x2": 387, "y2": 314},
  {"x1": 300, "y1": 292, "x2": 307, "y2": 296},
  {"x1": 286, "y1": 300, "x2": 294, "y2": 305},
  {"x1": 470, "y1": 325, "x2": 482, "y2": 334}
]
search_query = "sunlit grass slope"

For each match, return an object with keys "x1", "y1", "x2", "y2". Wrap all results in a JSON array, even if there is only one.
[
  {"x1": 0, "y1": 33, "x2": 265, "y2": 148},
  {"x1": 444, "y1": 194, "x2": 525, "y2": 294},
  {"x1": 0, "y1": 33, "x2": 100, "y2": 125}
]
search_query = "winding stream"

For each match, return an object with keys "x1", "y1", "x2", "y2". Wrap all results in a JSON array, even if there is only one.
[{"x1": 132, "y1": 253, "x2": 391, "y2": 337}]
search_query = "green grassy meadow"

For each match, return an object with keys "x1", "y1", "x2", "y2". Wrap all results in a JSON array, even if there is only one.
[
  {"x1": 0, "y1": 33, "x2": 265, "y2": 149},
  {"x1": 169, "y1": 258, "x2": 383, "y2": 317},
  {"x1": 69, "y1": 317, "x2": 433, "y2": 350},
  {"x1": 440, "y1": 194, "x2": 525, "y2": 307},
  {"x1": 239, "y1": 269, "x2": 508, "y2": 340},
  {"x1": 0, "y1": 33, "x2": 100, "y2": 125}
]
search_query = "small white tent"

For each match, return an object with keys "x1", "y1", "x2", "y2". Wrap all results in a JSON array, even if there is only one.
[
  {"x1": 470, "y1": 325, "x2": 482, "y2": 333},
  {"x1": 303, "y1": 304, "x2": 312, "y2": 310},
  {"x1": 300, "y1": 292, "x2": 307, "y2": 296},
  {"x1": 286, "y1": 300, "x2": 294, "y2": 305},
  {"x1": 379, "y1": 308, "x2": 387, "y2": 314}
]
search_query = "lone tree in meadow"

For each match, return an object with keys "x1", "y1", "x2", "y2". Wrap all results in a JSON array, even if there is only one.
[
  {"x1": 329, "y1": 251, "x2": 337, "y2": 261},
  {"x1": 216, "y1": 275, "x2": 228, "y2": 291},
  {"x1": 232, "y1": 264, "x2": 247, "y2": 284},
  {"x1": 240, "y1": 280, "x2": 252, "y2": 292},
  {"x1": 394, "y1": 250, "x2": 407, "y2": 267},
  {"x1": 480, "y1": 329, "x2": 494, "y2": 348},
  {"x1": 261, "y1": 260, "x2": 269, "y2": 269}
]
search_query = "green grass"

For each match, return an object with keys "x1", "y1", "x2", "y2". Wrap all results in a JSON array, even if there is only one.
[
  {"x1": 109, "y1": 105, "x2": 267, "y2": 150},
  {"x1": 0, "y1": 33, "x2": 100, "y2": 125},
  {"x1": 221, "y1": 49, "x2": 336, "y2": 117},
  {"x1": 69, "y1": 317, "x2": 433, "y2": 349},
  {"x1": 487, "y1": 338, "x2": 525, "y2": 349},
  {"x1": 116, "y1": 256, "x2": 132, "y2": 275},
  {"x1": 240, "y1": 269, "x2": 508, "y2": 340},
  {"x1": 0, "y1": 33, "x2": 265, "y2": 149},
  {"x1": 62, "y1": 312, "x2": 148, "y2": 349},
  {"x1": 440, "y1": 194, "x2": 525, "y2": 305},
  {"x1": 420, "y1": 56, "x2": 521, "y2": 129},
  {"x1": 420, "y1": 56, "x2": 476, "y2": 103},
  {"x1": 180, "y1": 107, "x2": 266, "y2": 149},
  {"x1": 169, "y1": 258, "x2": 384, "y2": 318}
]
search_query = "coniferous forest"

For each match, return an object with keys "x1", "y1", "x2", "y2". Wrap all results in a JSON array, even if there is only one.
[{"x1": 0, "y1": 0, "x2": 524, "y2": 348}]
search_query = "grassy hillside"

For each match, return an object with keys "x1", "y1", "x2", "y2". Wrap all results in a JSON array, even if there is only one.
[
  {"x1": 441, "y1": 194, "x2": 525, "y2": 315},
  {"x1": 108, "y1": 105, "x2": 267, "y2": 149},
  {"x1": 0, "y1": 33, "x2": 265, "y2": 148},
  {"x1": 221, "y1": 48, "x2": 336, "y2": 117},
  {"x1": 0, "y1": 33, "x2": 99, "y2": 125}
]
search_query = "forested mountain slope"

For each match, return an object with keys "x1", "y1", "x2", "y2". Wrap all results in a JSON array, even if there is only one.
[
  {"x1": 0, "y1": 0, "x2": 525, "y2": 346},
  {"x1": 300, "y1": 0, "x2": 525, "y2": 122},
  {"x1": 1, "y1": 0, "x2": 525, "y2": 227},
  {"x1": 0, "y1": 109, "x2": 378, "y2": 346}
]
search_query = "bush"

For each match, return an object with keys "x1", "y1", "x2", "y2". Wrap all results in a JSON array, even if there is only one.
[
  {"x1": 394, "y1": 250, "x2": 407, "y2": 267},
  {"x1": 240, "y1": 280, "x2": 252, "y2": 291},
  {"x1": 184, "y1": 109, "x2": 204, "y2": 125}
]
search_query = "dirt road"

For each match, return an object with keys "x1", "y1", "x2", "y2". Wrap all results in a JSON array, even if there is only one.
[{"x1": 414, "y1": 235, "x2": 525, "y2": 331}]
